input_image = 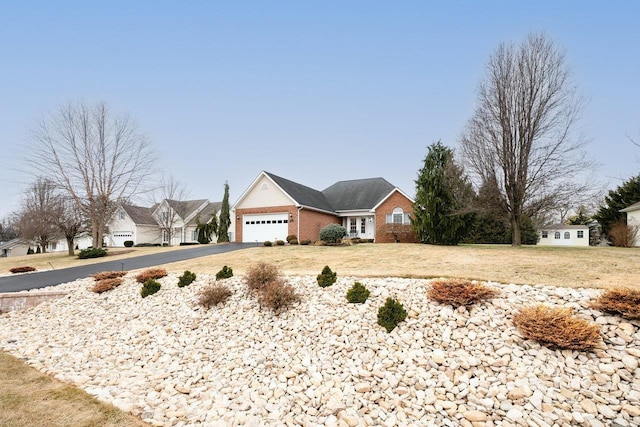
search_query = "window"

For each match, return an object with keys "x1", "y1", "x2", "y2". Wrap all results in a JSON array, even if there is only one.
[
  {"x1": 162, "y1": 230, "x2": 168, "y2": 242},
  {"x1": 386, "y1": 208, "x2": 410, "y2": 225},
  {"x1": 350, "y1": 218, "x2": 357, "y2": 234},
  {"x1": 361, "y1": 218, "x2": 366, "y2": 234},
  {"x1": 161, "y1": 211, "x2": 169, "y2": 222},
  {"x1": 50, "y1": 242, "x2": 57, "y2": 251},
  {"x1": 542, "y1": 231, "x2": 548, "y2": 238},
  {"x1": 564, "y1": 232, "x2": 570, "y2": 239},
  {"x1": 554, "y1": 232, "x2": 561, "y2": 239},
  {"x1": 577, "y1": 230, "x2": 584, "y2": 238},
  {"x1": 119, "y1": 211, "x2": 125, "y2": 220},
  {"x1": 260, "y1": 183, "x2": 269, "y2": 190},
  {"x1": 192, "y1": 230, "x2": 198, "y2": 241}
]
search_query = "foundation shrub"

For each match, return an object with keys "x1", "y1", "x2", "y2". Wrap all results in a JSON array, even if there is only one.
[
  {"x1": 275, "y1": 240, "x2": 285, "y2": 246},
  {"x1": 346, "y1": 282, "x2": 370, "y2": 303},
  {"x1": 245, "y1": 262, "x2": 281, "y2": 292},
  {"x1": 92, "y1": 271, "x2": 127, "y2": 281},
  {"x1": 215, "y1": 265, "x2": 234, "y2": 280},
  {"x1": 264, "y1": 240, "x2": 272, "y2": 247},
  {"x1": 317, "y1": 265, "x2": 337, "y2": 287},
  {"x1": 92, "y1": 278, "x2": 123, "y2": 293},
  {"x1": 178, "y1": 270, "x2": 196, "y2": 287},
  {"x1": 289, "y1": 239, "x2": 298, "y2": 245},
  {"x1": 123, "y1": 240, "x2": 134, "y2": 247},
  {"x1": 9, "y1": 266, "x2": 36, "y2": 274},
  {"x1": 198, "y1": 284, "x2": 233, "y2": 308},
  {"x1": 377, "y1": 298, "x2": 408, "y2": 333},
  {"x1": 319, "y1": 224, "x2": 347, "y2": 244},
  {"x1": 140, "y1": 279, "x2": 161, "y2": 298},
  {"x1": 135, "y1": 268, "x2": 167, "y2": 283},
  {"x1": 78, "y1": 247, "x2": 107, "y2": 259},
  {"x1": 513, "y1": 305, "x2": 601, "y2": 351},
  {"x1": 286, "y1": 234, "x2": 297, "y2": 243},
  {"x1": 592, "y1": 287, "x2": 640, "y2": 319},
  {"x1": 427, "y1": 279, "x2": 500, "y2": 307},
  {"x1": 300, "y1": 240, "x2": 311, "y2": 245},
  {"x1": 258, "y1": 279, "x2": 300, "y2": 313}
]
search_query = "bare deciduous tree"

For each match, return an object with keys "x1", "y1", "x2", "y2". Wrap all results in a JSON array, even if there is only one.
[
  {"x1": 460, "y1": 33, "x2": 592, "y2": 246},
  {"x1": 152, "y1": 176, "x2": 190, "y2": 246},
  {"x1": 54, "y1": 195, "x2": 86, "y2": 256},
  {"x1": 16, "y1": 178, "x2": 60, "y2": 252},
  {"x1": 30, "y1": 101, "x2": 155, "y2": 248}
]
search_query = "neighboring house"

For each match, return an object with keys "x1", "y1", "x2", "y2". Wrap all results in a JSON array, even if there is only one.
[
  {"x1": 185, "y1": 201, "x2": 223, "y2": 242},
  {"x1": 233, "y1": 171, "x2": 415, "y2": 243},
  {"x1": 0, "y1": 238, "x2": 31, "y2": 257},
  {"x1": 621, "y1": 201, "x2": 640, "y2": 246},
  {"x1": 46, "y1": 232, "x2": 94, "y2": 253},
  {"x1": 538, "y1": 224, "x2": 589, "y2": 247},
  {"x1": 108, "y1": 204, "x2": 161, "y2": 247}
]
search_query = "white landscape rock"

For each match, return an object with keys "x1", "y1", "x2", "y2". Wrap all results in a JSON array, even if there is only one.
[{"x1": 0, "y1": 274, "x2": 639, "y2": 426}]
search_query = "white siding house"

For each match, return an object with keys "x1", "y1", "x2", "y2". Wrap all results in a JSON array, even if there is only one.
[
  {"x1": 621, "y1": 201, "x2": 640, "y2": 246},
  {"x1": 538, "y1": 224, "x2": 589, "y2": 246}
]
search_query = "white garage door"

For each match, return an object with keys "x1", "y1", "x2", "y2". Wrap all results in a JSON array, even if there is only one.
[
  {"x1": 242, "y1": 213, "x2": 289, "y2": 242},
  {"x1": 111, "y1": 231, "x2": 133, "y2": 247}
]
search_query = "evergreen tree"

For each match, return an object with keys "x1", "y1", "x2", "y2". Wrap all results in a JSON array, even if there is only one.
[
  {"x1": 195, "y1": 210, "x2": 218, "y2": 244},
  {"x1": 593, "y1": 174, "x2": 640, "y2": 236},
  {"x1": 217, "y1": 182, "x2": 231, "y2": 243},
  {"x1": 413, "y1": 142, "x2": 475, "y2": 245}
]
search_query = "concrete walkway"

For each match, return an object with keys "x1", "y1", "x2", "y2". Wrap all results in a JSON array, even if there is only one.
[{"x1": 0, "y1": 243, "x2": 253, "y2": 293}]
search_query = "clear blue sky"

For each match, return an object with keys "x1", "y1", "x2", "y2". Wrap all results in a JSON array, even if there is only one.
[{"x1": 2, "y1": 1, "x2": 639, "y2": 219}]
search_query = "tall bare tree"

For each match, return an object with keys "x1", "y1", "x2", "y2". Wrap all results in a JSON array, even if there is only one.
[
  {"x1": 152, "y1": 176, "x2": 190, "y2": 246},
  {"x1": 460, "y1": 33, "x2": 592, "y2": 246},
  {"x1": 16, "y1": 178, "x2": 60, "y2": 252},
  {"x1": 53, "y1": 195, "x2": 86, "y2": 256},
  {"x1": 30, "y1": 101, "x2": 155, "y2": 247}
]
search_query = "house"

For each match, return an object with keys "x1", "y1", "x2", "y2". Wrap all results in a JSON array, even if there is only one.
[
  {"x1": 232, "y1": 171, "x2": 415, "y2": 243},
  {"x1": 538, "y1": 224, "x2": 589, "y2": 246},
  {"x1": 0, "y1": 238, "x2": 31, "y2": 257},
  {"x1": 621, "y1": 201, "x2": 640, "y2": 246},
  {"x1": 46, "y1": 232, "x2": 94, "y2": 253},
  {"x1": 106, "y1": 199, "x2": 223, "y2": 247}
]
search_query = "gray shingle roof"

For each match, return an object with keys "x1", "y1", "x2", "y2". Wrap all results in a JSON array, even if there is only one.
[
  {"x1": 265, "y1": 172, "x2": 335, "y2": 212},
  {"x1": 621, "y1": 201, "x2": 640, "y2": 212},
  {"x1": 541, "y1": 224, "x2": 589, "y2": 230},
  {"x1": 322, "y1": 177, "x2": 395, "y2": 211},
  {"x1": 122, "y1": 205, "x2": 156, "y2": 225},
  {"x1": 186, "y1": 201, "x2": 222, "y2": 226},
  {"x1": 166, "y1": 199, "x2": 208, "y2": 219}
]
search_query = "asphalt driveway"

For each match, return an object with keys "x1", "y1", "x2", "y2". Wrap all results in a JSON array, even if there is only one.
[{"x1": 0, "y1": 243, "x2": 254, "y2": 293}]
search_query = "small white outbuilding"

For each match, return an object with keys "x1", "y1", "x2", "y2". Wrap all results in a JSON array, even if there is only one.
[{"x1": 538, "y1": 224, "x2": 589, "y2": 246}]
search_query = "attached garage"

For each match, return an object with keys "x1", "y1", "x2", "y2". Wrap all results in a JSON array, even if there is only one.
[
  {"x1": 242, "y1": 213, "x2": 289, "y2": 242},
  {"x1": 111, "y1": 231, "x2": 133, "y2": 247}
]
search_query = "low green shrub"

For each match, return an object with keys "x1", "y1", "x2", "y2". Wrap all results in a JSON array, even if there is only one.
[
  {"x1": 317, "y1": 265, "x2": 337, "y2": 287},
  {"x1": 198, "y1": 284, "x2": 233, "y2": 308},
  {"x1": 289, "y1": 239, "x2": 298, "y2": 245},
  {"x1": 78, "y1": 247, "x2": 107, "y2": 259},
  {"x1": 178, "y1": 270, "x2": 196, "y2": 287},
  {"x1": 319, "y1": 224, "x2": 347, "y2": 243},
  {"x1": 377, "y1": 298, "x2": 408, "y2": 333},
  {"x1": 9, "y1": 266, "x2": 36, "y2": 274},
  {"x1": 123, "y1": 240, "x2": 134, "y2": 247},
  {"x1": 347, "y1": 282, "x2": 370, "y2": 303},
  {"x1": 275, "y1": 240, "x2": 285, "y2": 246},
  {"x1": 134, "y1": 243, "x2": 161, "y2": 247},
  {"x1": 264, "y1": 240, "x2": 273, "y2": 247},
  {"x1": 179, "y1": 242, "x2": 200, "y2": 246},
  {"x1": 216, "y1": 265, "x2": 234, "y2": 280},
  {"x1": 141, "y1": 279, "x2": 161, "y2": 298},
  {"x1": 286, "y1": 234, "x2": 297, "y2": 243},
  {"x1": 300, "y1": 240, "x2": 311, "y2": 245}
]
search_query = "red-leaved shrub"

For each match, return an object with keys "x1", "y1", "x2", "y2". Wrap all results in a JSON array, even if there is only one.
[{"x1": 135, "y1": 268, "x2": 167, "y2": 283}]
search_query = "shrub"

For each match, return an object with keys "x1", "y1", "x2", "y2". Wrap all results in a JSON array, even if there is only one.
[
  {"x1": 27, "y1": 247, "x2": 34, "y2": 255},
  {"x1": 245, "y1": 262, "x2": 281, "y2": 292},
  {"x1": 78, "y1": 247, "x2": 107, "y2": 259},
  {"x1": 134, "y1": 243, "x2": 161, "y2": 247},
  {"x1": 92, "y1": 271, "x2": 127, "y2": 281},
  {"x1": 178, "y1": 270, "x2": 196, "y2": 287},
  {"x1": 9, "y1": 266, "x2": 36, "y2": 274},
  {"x1": 377, "y1": 298, "x2": 408, "y2": 333},
  {"x1": 427, "y1": 279, "x2": 500, "y2": 307},
  {"x1": 198, "y1": 284, "x2": 233, "y2": 308},
  {"x1": 513, "y1": 305, "x2": 601, "y2": 351},
  {"x1": 286, "y1": 234, "x2": 298, "y2": 243},
  {"x1": 179, "y1": 242, "x2": 200, "y2": 246},
  {"x1": 123, "y1": 240, "x2": 134, "y2": 247},
  {"x1": 289, "y1": 239, "x2": 298, "y2": 245},
  {"x1": 319, "y1": 224, "x2": 347, "y2": 243},
  {"x1": 92, "y1": 278, "x2": 123, "y2": 293},
  {"x1": 275, "y1": 240, "x2": 285, "y2": 246},
  {"x1": 141, "y1": 279, "x2": 161, "y2": 298},
  {"x1": 300, "y1": 240, "x2": 311, "y2": 245},
  {"x1": 608, "y1": 221, "x2": 639, "y2": 247},
  {"x1": 317, "y1": 265, "x2": 337, "y2": 287},
  {"x1": 135, "y1": 268, "x2": 168, "y2": 283},
  {"x1": 264, "y1": 240, "x2": 273, "y2": 247},
  {"x1": 258, "y1": 279, "x2": 300, "y2": 313},
  {"x1": 216, "y1": 265, "x2": 234, "y2": 280},
  {"x1": 592, "y1": 287, "x2": 640, "y2": 319},
  {"x1": 346, "y1": 282, "x2": 370, "y2": 303}
]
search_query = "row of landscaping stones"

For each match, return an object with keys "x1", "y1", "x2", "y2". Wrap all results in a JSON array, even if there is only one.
[{"x1": 0, "y1": 274, "x2": 639, "y2": 426}]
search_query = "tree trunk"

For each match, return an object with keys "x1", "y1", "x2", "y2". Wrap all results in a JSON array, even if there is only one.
[
  {"x1": 66, "y1": 236, "x2": 75, "y2": 256},
  {"x1": 510, "y1": 217, "x2": 522, "y2": 246}
]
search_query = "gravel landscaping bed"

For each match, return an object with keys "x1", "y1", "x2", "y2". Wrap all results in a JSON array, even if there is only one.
[{"x1": 1, "y1": 274, "x2": 639, "y2": 426}]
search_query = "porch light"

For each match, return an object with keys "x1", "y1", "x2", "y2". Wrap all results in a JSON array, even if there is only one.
[{"x1": 289, "y1": 212, "x2": 294, "y2": 223}]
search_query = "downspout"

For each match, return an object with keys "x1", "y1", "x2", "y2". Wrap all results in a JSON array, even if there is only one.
[{"x1": 297, "y1": 206, "x2": 302, "y2": 239}]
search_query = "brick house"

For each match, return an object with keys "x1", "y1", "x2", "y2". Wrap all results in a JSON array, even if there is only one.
[{"x1": 233, "y1": 171, "x2": 416, "y2": 243}]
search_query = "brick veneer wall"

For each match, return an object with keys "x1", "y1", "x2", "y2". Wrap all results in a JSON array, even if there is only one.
[
  {"x1": 374, "y1": 191, "x2": 417, "y2": 243},
  {"x1": 234, "y1": 205, "x2": 297, "y2": 242},
  {"x1": 298, "y1": 209, "x2": 341, "y2": 242}
]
